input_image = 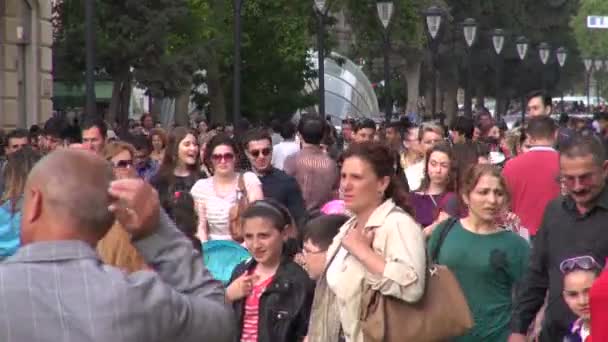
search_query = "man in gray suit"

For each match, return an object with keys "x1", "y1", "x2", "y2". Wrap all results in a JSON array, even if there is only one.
[{"x1": 0, "y1": 149, "x2": 235, "y2": 342}]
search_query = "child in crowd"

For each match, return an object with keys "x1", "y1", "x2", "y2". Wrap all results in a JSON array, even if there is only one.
[
  {"x1": 226, "y1": 199, "x2": 313, "y2": 342},
  {"x1": 562, "y1": 255, "x2": 603, "y2": 342}
]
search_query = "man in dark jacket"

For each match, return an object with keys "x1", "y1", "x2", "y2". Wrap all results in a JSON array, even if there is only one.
[
  {"x1": 509, "y1": 134, "x2": 608, "y2": 342},
  {"x1": 242, "y1": 129, "x2": 307, "y2": 227}
]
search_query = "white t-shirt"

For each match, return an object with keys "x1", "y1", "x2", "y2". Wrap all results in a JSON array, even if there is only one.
[
  {"x1": 190, "y1": 172, "x2": 261, "y2": 240},
  {"x1": 272, "y1": 140, "x2": 300, "y2": 170},
  {"x1": 404, "y1": 160, "x2": 425, "y2": 192}
]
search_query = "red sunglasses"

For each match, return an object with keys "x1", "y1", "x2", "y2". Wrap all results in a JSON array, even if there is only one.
[{"x1": 211, "y1": 153, "x2": 235, "y2": 163}]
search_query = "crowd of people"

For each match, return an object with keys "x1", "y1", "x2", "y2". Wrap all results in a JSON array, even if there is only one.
[{"x1": 0, "y1": 89, "x2": 607, "y2": 341}]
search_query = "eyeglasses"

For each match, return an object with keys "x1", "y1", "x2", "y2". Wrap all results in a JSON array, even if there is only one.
[
  {"x1": 249, "y1": 148, "x2": 271, "y2": 158},
  {"x1": 559, "y1": 255, "x2": 602, "y2": 274},
  {"x1": 211, "y1": 153, "x2": 235, "y2": 163},
  {"x1": 112, "y1": 159, "x2": 133, "y2": 169}
]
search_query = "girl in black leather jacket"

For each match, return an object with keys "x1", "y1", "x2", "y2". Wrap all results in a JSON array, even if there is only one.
[{"x1": 226, "y1": 199, "x2": 314, "y2": 342}]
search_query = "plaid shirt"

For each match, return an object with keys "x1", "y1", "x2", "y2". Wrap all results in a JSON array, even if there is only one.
[{"x1": 0, "y1": 211, "x2": 235, "y2": 342}]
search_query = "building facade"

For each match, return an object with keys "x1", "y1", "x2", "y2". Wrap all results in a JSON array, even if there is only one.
[{"x1": 0, "y1": 0, "x2": 53, "y2": 130}]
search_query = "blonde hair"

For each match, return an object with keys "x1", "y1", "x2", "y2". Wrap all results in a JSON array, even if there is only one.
[
  {"x1": 97, "y1": 223, "x2": 147, "y2": 273},
  {"x1": 419, "y1": 123, "x2": 445, "y2": 142},
  {"x1": 103, "y1": 141, "x2": 135, "y2": 160}
]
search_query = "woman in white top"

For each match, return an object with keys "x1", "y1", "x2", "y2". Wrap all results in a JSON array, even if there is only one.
[
  {"x1": 191, "y1": 134, "x2": 263, "y2": 241},
  {"x1": 308, "y1": 142, "x2": 426, "y2": 342}
]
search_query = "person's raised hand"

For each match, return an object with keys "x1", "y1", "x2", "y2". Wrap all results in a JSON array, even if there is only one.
[
  {"x1": 342, "y1": 226, "x2": 375, "y2": 255},
  {"x1": 226, "y1": 273, "x2": 260, "y2": 302},
  {"x1": 108, "y1": 178, "x2": 160, "y2": 240}
]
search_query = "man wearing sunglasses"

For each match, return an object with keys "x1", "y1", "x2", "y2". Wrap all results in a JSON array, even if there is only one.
[
  {"x1": 510, "y1": 135, "x2": 608, "y2": 342},
  {"x1": 242, "y1": 129, "x2": 306, "y2": 227}
]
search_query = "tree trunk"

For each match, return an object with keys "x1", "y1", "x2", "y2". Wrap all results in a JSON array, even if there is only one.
[
  {"x1": 150, "y1": 97, "x2": 162, "y2": 120},
  {"x1": 117, "y1": 72, "x2": 132, "y2": 129},
  {"x1": 403, "y1": 60, "x2": 421, "y2": 116},
  {"x1": 477, "y1": 82, "x2": 486, "y2": 110},
  {"x1": 206, "y1": 50, "x2": 227, "y2": 124},
  {"x1": 174, "y1": 88, "x2": 191, "y2": 127},
  {"x1": 107, "y1": 79, "x2": 121, "y2": 125}
]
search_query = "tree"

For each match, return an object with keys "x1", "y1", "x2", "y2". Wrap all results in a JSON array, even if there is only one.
[
  {"x1": 53, "y1": 0, "x2": 200, "y2": 125},
  {"x1": 572, "y1": 0, "x2": 608, "y2": 69}
]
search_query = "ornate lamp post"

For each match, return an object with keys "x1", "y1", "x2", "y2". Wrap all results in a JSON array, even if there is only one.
[
  {"x1": 538, "y1": 42, "x2": 551, "y2": 91},
  {"x1": 595, "y1": 58, "x2": 604, "y2": 106},
  {"x1": 85, "y1": 0, "x2": 96, "y2": 119},
  {"x1": 584, "y1": 58, "x2": 593, "y2": 109},
  {"x1": 491, "y1": 29, "x2": 505, "y2": 119},
  {"x1": 463, "y1": 18, "x2": 477, "y2": 118},
  {"x1": 555, "y1": 47, "x2": 568, "y2": 113},
  {"x1": 377, "y1": 1, "x2": 395, "y2": 121},
  {"x1": 233, "y1": 0, "x2": 244, "y2": 125},
  {"x1": 516, "y1": 36, "x2": 529, "y2": 123},
  {"x1": 314, "y1": 0, "x2": 328, "y2": 118},
  {"x1": 423, "y1": 5, "x2": 443, "y2": 119}
]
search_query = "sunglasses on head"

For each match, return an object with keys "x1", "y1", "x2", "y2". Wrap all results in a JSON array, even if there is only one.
[
  {"x1": 113, "y1": 159, "x2": 133, "y2": 169},
  {"x1": 211, "y1": 153, "x2": 235, "y2": 163},
  {"x1": 250, "y1": 148, "x2": 271, "y2": 158},
  {"x1": 559, "y1": 255, "x2": 602, "y2": 274}
]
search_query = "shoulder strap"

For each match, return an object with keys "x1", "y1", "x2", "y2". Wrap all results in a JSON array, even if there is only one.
[
  {"x1": 237, "y1": 173, "x2": 247, "y2": 192},
  {"x1": 431, "y1": 217, "x2": 458, "y2": 264}
]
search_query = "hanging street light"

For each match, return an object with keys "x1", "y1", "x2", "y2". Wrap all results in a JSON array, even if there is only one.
[
  {"x1": 516, "y1": 36, "x2": 529, "y2": 123},
  {"x1": 463, "y1": 18, "x2": 478, "y2": 48},
  {"x1": 516, "y1": 36, "x2": 529, "y2": 61},
  {"x1": 423, "y1": 5, "x2": 444, "y2": 119},
  {"x1": 595, "y1": 58, "x2": 605, "y2": 106},
  {"x1": 314, "y1": 0, "x2": 328, "y2": 118},
  {"x1": 584, "y1": 57, "x2": 593, "y2": 109},
  {"x1": 538, "y1": 42, "x2": 551, "y2": 91},
  {"x1": 491, "y1": 29, "x2": 506, "y2": 119},
  {"x1": 462, "y1": 18, "x2": 477, "y2": 118},
  {"x1": 556, "y1": 47, "x2": 568, "y2": 113},
  {"x1": 377, "y1": 1, "x2": 395, "y2": 121},
  {"x1": 425, "y1": 6, "x2": 443, "y2": 40}
]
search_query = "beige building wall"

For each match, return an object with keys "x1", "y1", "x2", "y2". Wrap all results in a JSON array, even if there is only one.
[{"x1": 0, "y1": 0, "x2": 53, "y2": 130}]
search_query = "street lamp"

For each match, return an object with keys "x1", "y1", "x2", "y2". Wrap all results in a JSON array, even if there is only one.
[
  {"x1": 538, "y1": 42, "x2": 551, "y2": 91},
  {"x1": 556, "y1": 47, "x2": 567, "y2": 113},
  {"x1": 233, "y1": 0, "x2": 244, "y2": 127},
  {"x1": 595, "y1": 58, "x2": 604, "y2": 105},
  {"x1": 584, "y1": 57, "x2": 593, "y2": 109},
  {"x1": 377, "y1": 1, "x2": 394, "y2": 121},
  {"x1": 516, "y1": 36, "x2": 529, "y2": 123},
  {"x1": 84, "y1": 0, "x2": 96, "y2": 120},
  {"x1": 314, "y1": 0, "x2": 328, "y2": 118},
  {"x1": 423, "y1": 5, "x2": 444, "y2": 119},
  {"x1": 491, "y1": 29, "x2": 505, "y2": 119},
  {"x1": 463, "y1": 18, "x2": 477, "y2": 118}
]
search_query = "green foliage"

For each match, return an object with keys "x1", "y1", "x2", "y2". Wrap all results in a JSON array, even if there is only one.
[{"x1": 572, "y1": 0, "x2": 608, "y2": 58}]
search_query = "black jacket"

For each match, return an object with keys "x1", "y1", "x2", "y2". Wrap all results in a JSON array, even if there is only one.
[
  {"x1": 259, "y1": 168, "x2": 307, "y2": 227},
  {"x1": 511, "y1": 185, "x2": 608, "y2": 341},
  {"x1": 229, "y1": 258, "x2": 314, "y2": 342}
]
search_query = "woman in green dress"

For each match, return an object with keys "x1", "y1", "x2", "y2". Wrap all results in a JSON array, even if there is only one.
[{"x1": 428, "y1": 164, "x2": 530, "y2": 341}]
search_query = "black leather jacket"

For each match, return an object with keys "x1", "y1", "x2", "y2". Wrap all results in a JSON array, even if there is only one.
[{"x1": 229, "y1": 258, "x2": 314, "y2": 342}]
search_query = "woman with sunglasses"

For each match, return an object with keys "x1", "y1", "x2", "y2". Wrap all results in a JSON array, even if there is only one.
[
  {"x1": 191, "y1": 134, "x2": 263, "y2": 241},
  {"x1": 428, "y1": 164, "x2": 529, "y2": 342},
  {"x1": 561, "y1": 256, "x2": 602, "y2": 342},
  {"x1": 97, "y1": 141, "x2": 147, "y2": 272}
]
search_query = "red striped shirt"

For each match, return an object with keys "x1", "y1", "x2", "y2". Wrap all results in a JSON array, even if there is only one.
[{"x1": 241, "y1": 276, "x2": 274, "y2": 342}]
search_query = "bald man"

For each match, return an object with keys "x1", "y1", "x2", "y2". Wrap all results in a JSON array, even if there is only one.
[{"x1": 0, "y1": 149, "x2": 235, "y2": 341}]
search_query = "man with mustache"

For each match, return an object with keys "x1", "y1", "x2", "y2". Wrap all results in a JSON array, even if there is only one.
[{"x1": 509, "y1": 134, "x2": 608, "y2": 342}]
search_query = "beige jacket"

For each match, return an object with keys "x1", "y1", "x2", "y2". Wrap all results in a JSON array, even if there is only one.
[{"x1": 308, "y1": 199, "x2": 426, "y2": 342}]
